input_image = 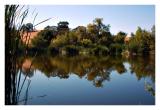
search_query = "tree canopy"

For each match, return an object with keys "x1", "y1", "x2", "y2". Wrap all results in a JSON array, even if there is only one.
[{"x1": 22, "y1": 18, "x2": 154, "y2": 56}]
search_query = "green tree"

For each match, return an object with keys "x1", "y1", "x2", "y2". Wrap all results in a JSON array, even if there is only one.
[
  {"x1": 31, "y1": 29, "x2": 54, "y2": 49},
  {"x1": 21, "y1": 23, "x2": 34, "y2": 32},
  {"x1": 93, "y1": 18, "x2": 110, "y2": 34},
  {"x1": 151, "y1": 25, "x2": 155, "y2": 37},
  {"x1": 57, "y1": 21, "x2": 69, "y2": 34},
  {"x1": 135, "y1": 26, "x2": 142, "y2": 41},
  {"x1": 87, "y1": 23, "x2": 99, "y2": 42},
  {"x1": 80, "y1": 39, "x2": 92, "y2": 48},
  {"x1": 114, "y1": 31, "x2": 126, "y2": 44},
  {"x1": 110, "y1": 43, "x2": 124, "y2": 54},
  {"x1": 74, "y1": 26, "x2": 87, "y2": 43},
  {"x1": 150, "y1": 25, "x2": 155, "y2": 51},
  {"x1": 93, "y1": 18, "x2": 103, "y2": 32},
  {"x1": 68, "y1": 31, "x2": 78, "y2": 45},
  {"x1": 128, "y1": 37, "x2": 139, "y2": 53},
  {"x1": 128, "y1": 26, "x2": 155, "y2": 54},
  {"x1": 51, "y1": 31, "x2": 77, "y2": 48},
  {"x1": 51, "y1": 33, "x2": 68, "y2": 48}
]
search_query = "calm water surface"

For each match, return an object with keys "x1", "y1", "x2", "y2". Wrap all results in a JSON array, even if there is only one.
[{"x1": 16, "y1": 55, "x2": 155, "y2": 105}]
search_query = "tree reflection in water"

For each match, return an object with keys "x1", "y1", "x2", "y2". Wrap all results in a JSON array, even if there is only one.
[
  {"x1": 9, "y1": 54, "x2": 155, "y2": 104},
  {"x1": 17, "y1": 55, "x2": 155, "y2": 89}
]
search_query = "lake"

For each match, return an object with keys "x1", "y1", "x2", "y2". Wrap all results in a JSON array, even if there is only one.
[{"x1": 15, "y1": 55, "x2": 155, "y2": 105}]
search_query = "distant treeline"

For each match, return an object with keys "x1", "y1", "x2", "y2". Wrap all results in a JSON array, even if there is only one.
[{"x1": 19, "y1": 18, "x2": 155, "y2": 56}]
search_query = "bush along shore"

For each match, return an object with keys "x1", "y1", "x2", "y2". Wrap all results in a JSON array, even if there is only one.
[{"x1": 19, "y1": 18, "x2": 155, "y2": 56}]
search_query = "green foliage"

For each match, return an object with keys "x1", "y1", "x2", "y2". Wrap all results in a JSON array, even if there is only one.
[
  {"x1": 5, "y1": 5, "x2": 28, "y2": 53},
  {"x1": 25, "y1": 18, "x2": 154, "y2": 56},
  {"x1": 128, "y1": 38, "x2": 139, "y2": 53},
  {"x1": 51, "y1": 33, "x2": 68, "y2": 47},
  {"x1": 92, "y1": 45, "x2": 109, "y2": 55},
  {"x1": 93, "y1": 18, "x2": 110, "y2": 33},
  {"x1": 128, "y1": 27, "x2": 155, "y2": 55},
  {"x1": 93, "y1": 18, "x2": 103, "y2": 27},
  {"x1": 80, "y1": 39, "x2": 92, "y2": 48},
  {"x1": 62, "y1": 45, "x2": 79, "y2": 55},
  {"x1": 98, "y1": 36, "x2": 108, "y2": 45},
  {"x1": 51, "y1": 31, "x2": 77, "y2": 48},
  {"x1": 67, "y1": 31, "x2": 78, "y2": 45},
  {"x1": 5, "y1": 5, "x2": 30, "y2": 105},
  {"x1": 31, "y1": 29, "x2": 54, "y2": 49},
  {"x1": 110, "y1": 43, "x2": 124, "y2": 54},
  {"x1": 21, "y1": 23, "x2": 33, "y2": 32},
  {"x1": 74, "y1": 26, "x2": 87, "y2": 42},
  {"x1": 114, "y1": 31, "x2": 126, "y2": 44},
  {"x1": 87, "y1": 23, "x2": 99, "y2": 43},
  {"x1": 87, "y1": 23, "x2": 99, "y2": 34},
  {"x1": 57, "y1": 21, "x2": 69, "y2": 34},
  {"x1": 151, "y1": 25, "x2": 155, "y2": 37},
  {"x1": 18, "y1": 40, "x2": 27, "y2": 50}
]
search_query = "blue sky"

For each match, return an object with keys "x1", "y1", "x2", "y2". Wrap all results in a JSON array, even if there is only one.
[{"x1": 25, "y1": 5, "x2": 155, "y2": 35}]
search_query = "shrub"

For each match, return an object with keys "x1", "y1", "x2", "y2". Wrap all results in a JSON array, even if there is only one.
[
  {"x1": 92, "y1": 45, "x2": 109, "y2": 55},
  {"x1": 109, "y1": 43, "x2": 124, "y2": 54},
  {"x1": 51, "y1": 33, "x2": 68, "y2": 47},
  {"x1": 62, "y1": 45, "x2": 79, "y2": 55},
  {"x1": 80, "y1": 39, "x2": 92, "y2": 47},
  {"x1": 31, "y1": 29, "x2": 54, "y2": 49}
]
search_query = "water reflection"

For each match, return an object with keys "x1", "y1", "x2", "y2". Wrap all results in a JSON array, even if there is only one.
[
  {"x1": 15, "y1": 55, "x2": 155, "y2": 104},
  {"x1": 18, "y1": 55, "x2": 154, "y2": 84},
  {"x1": 128, "y1": 56, "x2": 155, "y2": 82}
]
